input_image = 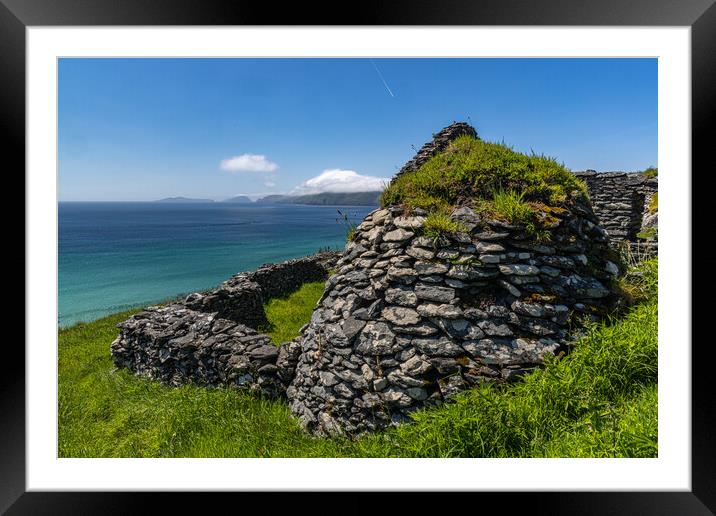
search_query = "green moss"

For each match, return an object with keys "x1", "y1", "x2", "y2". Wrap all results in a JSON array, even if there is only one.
[
  {"x1": 381, "y1": 135, "x2": 587, "y2": 212},
  {"x1": 648, "y1": 193, "x2": 658, "y2": 213},
  {"x1": 642, "y1": 167, "x2": 658, "y2": 178}
]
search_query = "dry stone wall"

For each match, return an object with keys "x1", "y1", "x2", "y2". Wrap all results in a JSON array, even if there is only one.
[
  {"x1": 286, "y1": 200, "x2": 623, "y2": 436},
  {"x1": 183, "y1": 252, "x2": 337, "y2": 328},
  {"x1": 575, "y1": 171, "x2": 658, "y2": 257},
  {"x1": 110, "y1": 252, "x2": 339, "y2": 396}
]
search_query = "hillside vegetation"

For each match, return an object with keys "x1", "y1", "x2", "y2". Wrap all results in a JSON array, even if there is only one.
[
  {"x1": 381, "y1": 135, "x2": 589, "y2": 232},
  {"x1": 58, "y1": 259, "x2": 657, "y2": 458}
]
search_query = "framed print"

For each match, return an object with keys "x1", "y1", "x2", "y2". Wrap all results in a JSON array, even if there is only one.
[{"x1": 5, "y1": 0, "x2": 714, "y2": 513}]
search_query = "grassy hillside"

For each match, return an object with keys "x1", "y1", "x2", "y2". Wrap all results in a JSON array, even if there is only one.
[{"x1": 58, "y1": 259, "x2": 657, "y2": 458}]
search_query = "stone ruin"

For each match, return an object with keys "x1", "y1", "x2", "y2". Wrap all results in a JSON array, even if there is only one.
[
  {"x1": 111, "y1": 122, "x2": 657, "y2": 438},
  {"x1": 286, "y1": 203, "x2": 623, "y2": 436},
  {"x1": 575, "y1": 171, "x2": 658, "y2": 258},
  {"x1": 110, "y1": 252, "x2": 339, "y2": 398}
]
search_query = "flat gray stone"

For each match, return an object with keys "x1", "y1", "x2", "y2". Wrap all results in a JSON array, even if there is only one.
[
  {"x1": 383, "y1": 229, "x2": 415, "y2": 242},
  {"x1": 417, "y1": 303, "x2": 463, "y2": 319},
  {"x1": 414, "y1": 283, "x2": 456, "y2": 303},
  {"x1": 385, "y1": 287, "x2": 419, "y2": 307},
  {"x1": 499, "y1": 264, "x2": 541, "y2": 276},
  {"x1": 381, "y1": 306, "x2": 421, "y2": 326}
]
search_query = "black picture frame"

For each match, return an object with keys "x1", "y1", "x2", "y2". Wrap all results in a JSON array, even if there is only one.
[{"x1": 4, "y1": 0, "x2": 714, "y2": 513}]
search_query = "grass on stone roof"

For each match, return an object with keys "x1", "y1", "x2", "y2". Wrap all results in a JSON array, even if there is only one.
[{"x1": 380, "y1": 135, "x2": 588, "y2": 219}]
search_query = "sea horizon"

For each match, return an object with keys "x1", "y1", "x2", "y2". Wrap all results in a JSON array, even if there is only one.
[{"x1": 58, "y1": 202, "x2": 374, "y2": 328}]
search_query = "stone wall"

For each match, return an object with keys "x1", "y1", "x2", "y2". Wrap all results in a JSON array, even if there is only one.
[
  {"x1": 110, "y1": 252, "x2": 339, "y2": 396},
  {"x1": 183, "y1": 252, "x2": 338, "y2": 328},
  {"x1": 287, "y1": 200, "x2": 623, "y2": 436},
  {"x1": 574, "y1": 171, "x2": 658, "y2": 257}
]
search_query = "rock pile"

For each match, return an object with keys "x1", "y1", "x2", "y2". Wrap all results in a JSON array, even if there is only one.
[{"x1": 287, "y1": 200, "x2": 623, "y2": 436}]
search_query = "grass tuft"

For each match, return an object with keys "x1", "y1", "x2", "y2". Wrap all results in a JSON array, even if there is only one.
[
  {"x1": 489, "y1": 188, "x2": 534, "y2": 224},
  {"x1": 336, "y1": 208, "x2": 359, "y2": 242},
  {"x1": 422, "y1": 210, "x2": 469, "y2": 239}
]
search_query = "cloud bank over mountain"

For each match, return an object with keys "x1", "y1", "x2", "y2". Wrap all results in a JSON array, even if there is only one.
[{"x1": 290, "y1": 169, "x2": 390, "y2": 195}]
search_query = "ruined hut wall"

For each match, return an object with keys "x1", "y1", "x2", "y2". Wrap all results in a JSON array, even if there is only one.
[
  {"x1": 183, "y1": 252, "x2": 339, "y2": 328},
  {"x1": 575, "y1": 172, "x2": 658, "y2": 257},
  {"x1": 110, "y1": 252, "x2": 340, "y2": 396}
]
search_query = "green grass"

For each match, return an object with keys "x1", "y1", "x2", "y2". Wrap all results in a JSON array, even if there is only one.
[
  {"x1": 489, "y1": 188, "x2": 534, "y2": 224},
  {"x1": 381, "y1": 135, "x2": 587, "y2": 211},
  {"x1": 422, "y1": 210, "x2": 469, "y2": 239},
  {"x1": 59, "y1": 259, "x2": 657, "y2": 457},
  {"x1": 59, "y1": 310, "x2": 352, "y2": 458},
  {"x1": 260, "y1": 280, "x2": 326, "y2": 344},
  {"x1": 642, "y1": 167, "x2": 658, "y2": 178}
]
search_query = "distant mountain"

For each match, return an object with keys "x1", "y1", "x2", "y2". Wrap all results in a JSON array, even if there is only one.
[
  {"x1": 156, "y1": 197, "x2": 214, "y2": 203},
  {"x1": 255, "y1": 195, "x2": 289, "y2": 204},
  {"x1": 223, "y1": 195, "x2": 253, "y2": 203},
  {"x1": 257, "y1": 191, "x2": 381, "y2": 206}
]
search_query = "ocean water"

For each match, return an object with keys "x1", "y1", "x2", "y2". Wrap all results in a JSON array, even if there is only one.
[{"x1": 58, "y1": 202, "x2": 374, "y2": 328}]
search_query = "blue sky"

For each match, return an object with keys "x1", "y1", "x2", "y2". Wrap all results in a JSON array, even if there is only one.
[{"x1": 58, "y1": 58, "x2": 657, "y2": 201}]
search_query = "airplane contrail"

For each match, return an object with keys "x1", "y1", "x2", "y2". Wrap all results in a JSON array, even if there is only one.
[{"x1": 370, "y1": 59, "x2": 395, "y2": 98}]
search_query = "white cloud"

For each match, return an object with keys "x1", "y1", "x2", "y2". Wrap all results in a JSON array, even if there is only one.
[
  {"x1": 290, "y1": 169, "x2": 390, "y2": 196},
  {"x1": 264, "y1": 180, "x2": 276, "y2": 188},
  {"x1": 220, "y1": 154, "x2": 279, "y2": 173}
]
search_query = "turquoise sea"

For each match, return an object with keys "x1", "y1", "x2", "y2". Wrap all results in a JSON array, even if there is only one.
[{"x1": 58, "y1": 202, "x2": 374, "y2": 328}]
